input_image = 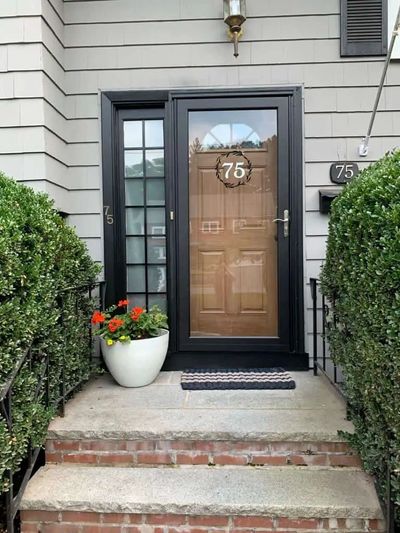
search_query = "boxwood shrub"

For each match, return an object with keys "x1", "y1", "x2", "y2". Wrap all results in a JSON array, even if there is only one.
[
  {"x1": 0, "y1": 172, "x2": 100, "y2": 498},
  {"x1": 321, "y1": 150, "x2": 400, "y2": 520}
]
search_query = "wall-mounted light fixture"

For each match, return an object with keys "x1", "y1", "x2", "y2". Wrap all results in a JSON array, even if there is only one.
[{"x1": 223, "y1": 0, "x2": 246, "y2": 58}]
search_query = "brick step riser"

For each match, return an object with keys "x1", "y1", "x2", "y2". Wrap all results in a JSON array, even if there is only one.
[
  {"x1": 20, "y1": 510, "x2": 385, "y2": 533},
  {"x1": 45, "y1": 439, "x2": 361, "y2": 468}
]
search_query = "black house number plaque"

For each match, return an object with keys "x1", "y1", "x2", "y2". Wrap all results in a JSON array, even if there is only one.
[{"x1": 330, "y1": 162, "x2": 359, "y2": 184}]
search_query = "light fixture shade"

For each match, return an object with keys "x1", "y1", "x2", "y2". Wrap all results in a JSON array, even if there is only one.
[{"x1": 223, "y1": 0, "x2": 246, "y2": 25}]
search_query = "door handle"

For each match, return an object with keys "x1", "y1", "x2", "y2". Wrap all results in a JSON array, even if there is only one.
[{"x1": 273, "y1": 209, "x2": 290, "y2": 238}]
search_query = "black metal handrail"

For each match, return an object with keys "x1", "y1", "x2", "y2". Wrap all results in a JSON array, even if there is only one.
[
  {"x1": 0, "y1": 280, "x2": 105, "y2": 533},
  {"x1": 386, "y1": 458, "x2": 396, "y2": 533},
  {"x1": 310, "y1": 277, "x2": 396, "y2": 533},
  {"x1": 310, "y1": 277, "x2": 343, "y2": 390}
]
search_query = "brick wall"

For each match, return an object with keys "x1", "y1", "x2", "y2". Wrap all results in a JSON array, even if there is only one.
[
  {"x1": 45, "y1": 439, "x2": 361, "y2": 468},
  {"x1": 20, "y1": 511, "x2": 386, "y2": 533}
]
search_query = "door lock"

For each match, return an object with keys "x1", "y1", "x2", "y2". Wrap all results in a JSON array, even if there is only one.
[{"x1": 273, "y1": 209, "x2": 290, "y2": 238}]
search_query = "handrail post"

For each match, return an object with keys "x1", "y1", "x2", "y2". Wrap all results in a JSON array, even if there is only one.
[
  {"x1": 387, "y1": 458, "x2": 395, "y2": 533},
  {"x1": 310, "y1": 278, "x2": 318, "y2": 376},
  {"x1": 5, "y1": 470, "x2": 13, "y2": 533},
  {"x1": 100, "y1": 281, "x2": 106, "y2": 312},
  {"x1": 322, "y1": 294, "x2": 327, "y2": 372},
  {"x1": 5, "y1": 386, "x2": 14, "y2": 533},
  {"x1": 88, "y1": 286, "x2": 93, "y2": 369},
  {"x1": 45, "y1": 351, "x2": 50, "y2": 408},
  {"x1": 59, "y1": 294, "x2": 66, "y2": 418}
]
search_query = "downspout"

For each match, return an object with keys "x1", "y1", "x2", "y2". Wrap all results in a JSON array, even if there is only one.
[{"x1": 359, "y1": 5, "x2": 400, "y2": 156}]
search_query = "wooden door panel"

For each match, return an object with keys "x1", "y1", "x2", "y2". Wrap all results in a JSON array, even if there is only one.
[
  {"x1": 199, "y1": 250, "x2": 225, "y2": 312},
  {"x1": 189, "y1": 140, "x2": 278, "y2": 338},
  {"x1": 239, "y1": 250, "x2": 267, "y2": 313},
  {"x1": 199, "y1": 168, "x2": 225, "y2": 225}
]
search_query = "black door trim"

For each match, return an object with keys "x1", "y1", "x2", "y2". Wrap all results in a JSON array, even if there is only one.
[
  {"x1": 175, "y1": 95, "x2": 290, "y2": 353},
  {"x1": 101, "y1": 91, "x2": 169, "y2": 307},
  {"x1": 101, "y1": 87, "x2": 307, "y2": 370}
]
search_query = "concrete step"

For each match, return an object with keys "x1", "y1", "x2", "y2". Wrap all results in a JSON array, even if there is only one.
[
  {"x1": 48, "y1": 373, "x2": 353, "y2": 443},
  {"x1": 20, "y1": 465, "x2": 384, "y2": 533},
  {"x1": 45, "y1": 372, "x2": 360, "y2": 467}
]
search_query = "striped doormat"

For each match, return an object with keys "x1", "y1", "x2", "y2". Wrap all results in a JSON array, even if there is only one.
[{"x1": 181, "y1": 368, "x2": 296, "y2": 390}]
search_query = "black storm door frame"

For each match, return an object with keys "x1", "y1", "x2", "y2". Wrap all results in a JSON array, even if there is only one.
[
  {"x1": 175, "y1": 95, "x2": 290, "y2": 355},
  {"x1": 101, "y1": 87, "x2": 306, "y2": 370}
]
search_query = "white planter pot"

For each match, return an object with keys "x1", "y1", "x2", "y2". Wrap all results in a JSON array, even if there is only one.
[{"x1": 100, "y1": 329, "x2": 169, "y2": 388}]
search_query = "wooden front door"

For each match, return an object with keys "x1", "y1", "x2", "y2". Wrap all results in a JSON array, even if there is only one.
[{"x1": 189, "y1": 142, "x2": 278, "y2": 337}]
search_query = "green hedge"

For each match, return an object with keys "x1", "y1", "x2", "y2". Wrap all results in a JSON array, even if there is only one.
[
  {"x1": 0, "y1": 173, "x2": 100, "y2": 496},
  {"x1": 321, "y1": 150, "x2": 400, "y2": 520}
]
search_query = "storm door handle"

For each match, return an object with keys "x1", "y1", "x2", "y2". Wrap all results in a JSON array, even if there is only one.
[{"x1": 273, "y1": 209, "x2": 290, "y2": 238}]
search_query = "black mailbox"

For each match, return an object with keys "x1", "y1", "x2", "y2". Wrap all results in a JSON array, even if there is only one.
[{"x1": 319, "y1": 189, "x2": 342, "y2": 214}]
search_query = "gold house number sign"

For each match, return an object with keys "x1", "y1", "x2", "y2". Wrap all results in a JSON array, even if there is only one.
[{"x1": 215, "y1": 150, "x2": 253, "y2": 188}]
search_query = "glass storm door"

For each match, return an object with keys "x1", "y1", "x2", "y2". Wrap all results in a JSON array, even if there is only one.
[{"x1": 176, "y1": 97, "x2": 290, "y2": 354}]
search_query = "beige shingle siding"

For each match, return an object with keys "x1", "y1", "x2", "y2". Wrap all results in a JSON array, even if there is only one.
[
  {"x1": 1, "y1": 0, "x2": 400, "y2": 356},
  {"x1": 0, "y1": 0, "x2": 68, "y2": 209}
]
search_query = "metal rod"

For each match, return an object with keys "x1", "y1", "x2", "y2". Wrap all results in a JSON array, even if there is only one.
[
  {"x1": 6, "y1": 386, "x2": 14, "y2": 533},
  {"x1": 11, "y1": 447, "x2": 42, "y2": 519},
  {"x1": 0, "y1": 349, "x2": 32, "y2": 401},
  {"x1": 58, "y1": 281, "x2": 103, "y2": 293},
  {"x1": 45, "y1": 353, "x2": 50, "y2": 408},
  {"x1": 311, "y1": 278, "x2": 318, "y2": 376},
  {"x1": 387, "y1": 458, "x2": 395, "y2": 533},
  {"x1": 6, "y1": 470, "x2": 13, "y2": 533},
  {"x1": 322, "y1": 294, "x2": 327, "y2": 372},
  {"x1": 59, "y1": 295, "x2": 66, "y2": 417},
  {"x1": 100, "y1": 281, "x2": 106, "y2": 311},
  {"x1": 233, "y1": 31, "x2": 239, "y2": 57},
  {"x1": 88, "y1": 287, "x2": 93, "y2": 369},
  {"x1": 315, "y1": 362, "x2": 346, "y2": 400},
  {"x1": 359, "y1": 6, "x2": 400, "y2": 156}
]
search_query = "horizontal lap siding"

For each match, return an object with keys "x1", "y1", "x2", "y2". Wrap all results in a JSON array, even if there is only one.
[
  {"x1": 0, "y1": 0, "x2": 42, "y2": 17},
  {"x1": 63, "y1": 0, "x2": 339, "y2": 23},
  {"x1": 38, "y1": 0, "x2": 70, "y2": 209},
  {"x1": 0, "y1": 9, "x2": 43, "y2": 175},
  {"x1": 0, "y1": 0, "x2": 70, "y2": 211},
  {"x1": 2, "y1": 0, "x2": 400, "y2": 357},
  {"x1": 44, "y1": 0, "x2": 400, "y2": 354},
  {"x1": 64, "y1": 16, "x2": 340, "y2": 47},
  {"x1": 0, "y1": 0, "x2": 103, "y2": 228}
]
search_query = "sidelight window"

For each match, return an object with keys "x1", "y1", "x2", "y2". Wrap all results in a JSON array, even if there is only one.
[{"x1": 123, "y1": 119, "x2": 167, "y2": 312}]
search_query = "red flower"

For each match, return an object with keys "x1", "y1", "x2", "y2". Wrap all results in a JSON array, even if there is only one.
[
  {"x1": 91, "y1": 311, "x2": 105, "y2": 324},
  {"x1": 108, "y1": 317, "x2": 124, "y2": 333},
  {"x1": 130, "y1": 306, "x2": 144, "y2": 321},
  {"x1": 117, "y1": 299, "x2": 129, "y2": 307}
]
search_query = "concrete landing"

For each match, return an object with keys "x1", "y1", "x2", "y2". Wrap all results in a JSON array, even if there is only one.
[
  {"x1": 20, "y1": 464, "x2": 383, "y2": 519},
  {"x1": 48, "y1": 371, "x2": 353, "y2": 441}
]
